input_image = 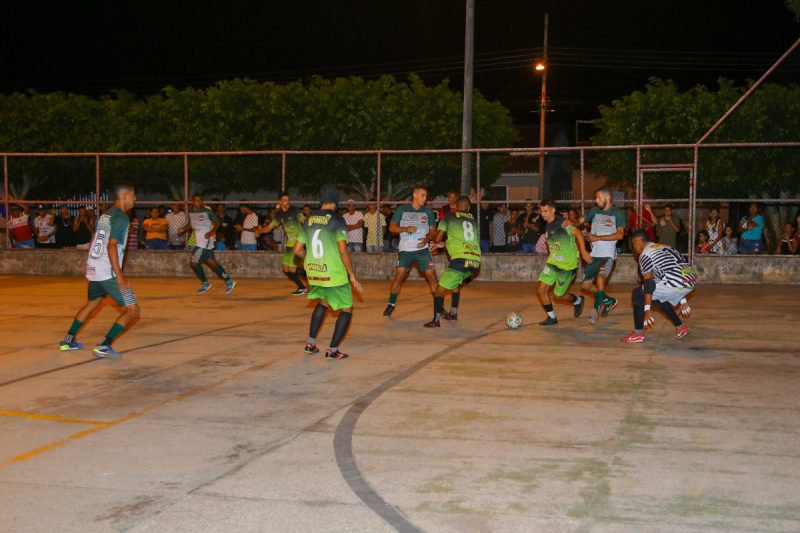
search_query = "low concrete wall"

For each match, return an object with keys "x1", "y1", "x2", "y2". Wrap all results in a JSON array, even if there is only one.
[{"x1": 0, "y1": 249, "x2": 798, "y2": 284}]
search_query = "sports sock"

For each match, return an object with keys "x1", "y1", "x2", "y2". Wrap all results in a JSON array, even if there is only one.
[
  {"x1": 450, "y1": 292, "x2": 460, "y2": 315},
  {"x1": 634, "y1": 302, "x2": 645, "y2": 330},
  {"x1": 329, "y1": 311, "x2": 353, "y2": 349},
  {"x1": 544, "y1": 303, "x2": 556, "y2": 319},
  {"x1": 309, "y1": 303, "x2": 327, "y2": 340},
  {"x1": 389, "y1": 293, "x2": 398, "y2": 305},
  {"x1": 287, "y1": 271, "x2": 305, "y2": 289},
  {"x1": 192, "y1": 264, "x2": 208, "y2": 283},
  {"x1": 635, "y1": 329, "x2": 644, "y2": 335},
  {"x1": 594, "y1": 290, "x2": 607, "y2": 309},
  {"x1": 433, "y1": 296, "x2": 444, "y2": 322},
  {"x1": 570, "y1": 294, "x2": 582, "y2": 305},
  {"x1": 657, "y1": 301, "x2": 682, "y2": 327},
  {"x1": 214, "y1": 264, "x2": 231, "y2": 281},
  {"x1": 63, "y1": 319, "x2": 84, "y2": 343},
  {"x1": 101, "y1": 323, "x2": 125, "y2": 346}
]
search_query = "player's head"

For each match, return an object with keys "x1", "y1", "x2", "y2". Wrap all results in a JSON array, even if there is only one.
[
  {"x1": 456, "y1": 195, "x2": 471, "y2": 212},
  {"x1": 411, "y1": 185, "x2": 428, "y2": 207},
  {"x1": 595, "y1": 188, "x2": 612, "y2": 209},
  {"x1": 278, "y1": 191, "x2": 290, "y2": 210},
  {"x1": 319, "y1": 185, "x2": 340, "y2": 209},
  {"x1": 447, "y1": 190, "x2": 459, "y2": 205},
  {"x1": 539, "y1": 198, "x2": 558, "y2": 223},
  {"x1": 631, "y1": 229, "x2": 650, "y2": 254},
  {"x1": 191, "y1": 194, "x2": 203, "y2": 209},
  {"x1": 113, "y1": 181, "x2": 136, "y2": 210}
]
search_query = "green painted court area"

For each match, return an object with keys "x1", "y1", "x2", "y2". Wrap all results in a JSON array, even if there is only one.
[{"x1": 0, "y1": 276, "x2": 798, "y2": 532}]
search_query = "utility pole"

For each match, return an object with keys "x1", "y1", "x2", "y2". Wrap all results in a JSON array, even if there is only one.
[
  {"x1": 460, "y1": 0, "x2": 475, "y2": 196},
  {"x1": 537, "y1": 12, "x2": 548, "y2": 200}
]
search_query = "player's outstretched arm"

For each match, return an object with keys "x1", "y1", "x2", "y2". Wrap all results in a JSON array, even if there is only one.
[{"x1": 337, "y1": 240, "x2": 363, "y2": 294}]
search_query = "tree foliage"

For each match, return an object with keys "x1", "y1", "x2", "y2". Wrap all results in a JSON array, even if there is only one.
[
  {"x1": 0, "y1": 76, "x2": 517, "y2": 200},
  {"x1": 591, "y1": 78, "x2": 800, "y2": 198}
]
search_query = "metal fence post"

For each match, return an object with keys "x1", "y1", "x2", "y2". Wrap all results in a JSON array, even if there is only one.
[
  {"x1": 375, "y1": 151, "x2": 382, "y2": 253},
  {"x1": 690, "y1": 145, "x2": 699, "y2": 263},
  {"x1": 579, "y1": 148, "x2": 585, "y2": 216},
  {"x1": 3, "y1": 155, "x2": 9, "y2": 248},
  {"x1": 635, "y1": 147, "x2": 642, "y2": 232},
  {"x1": 476, "y1": 151, "x2": 482, "y2": 240},
  {"x1": 281, "y1": 153, "x2": 286, "y2": 192},
  {"x1": 95, "y1": 154, "x2": 101, "y2": 210},
  {"x1": 183, "y1": 154, "x2": 189, "y2": 211}
]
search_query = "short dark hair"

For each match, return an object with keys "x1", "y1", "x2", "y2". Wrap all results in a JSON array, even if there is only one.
[
  {"x1": 540, "y1": 198, "x2": 557, "y2": 209},
  {"x1": 279, "y1": 191, "x2": 290, "y2": 199},
  {"x1": 631, "y1": 229, "x2": 650, "y2": 242},
  {"x1": 456, "y1": 195, "x2": 471, "y2": 210},
  {"x1": 664, "y1": 203, "x2": 674, "y2": 210},
  {"x1": 192, "y1": 193, "x2": 202, "y2": 200},
  {"x1": 412, "y1": 184, "x2": 428, "y2": 193},
  {"x1": 596, "y1": 188, "x2": 611, "y2": 196},
  {"x1": 112, "y1": 181, "x2": 135, "y2": 197}
]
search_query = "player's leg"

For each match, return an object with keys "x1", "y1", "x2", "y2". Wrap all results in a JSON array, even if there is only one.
[
  {"x1": 536, "y1": 265, "x2": 559, "y2": 326},
  {"x1": 284, "y1": 251, "x2": 306, "y2": 294},
  {"x1": 622, "y1": 286, "x2": 647, "y2": 343},
  {"x1": 384, "y1": 264, "x2": 409, "y2": 317},
  {"x1": 425, "y1": 283, "x2": 448, "y2": 328},
  {"x1": 205, "y1": 254, "x2": 235, "y2": 294},
  {"x1": 653, "y1": 284, "x2": 691, "y2": 339},
  {"x1": 582, "y1": 258, "x2": 607, "y2": 324},
  {"x1": 445, "y1": 288, "x2": 460, "y2": 320},
  {"x1": 190, "y1": 248, "x2": 211, "y2": 293},
  {"x1": 597, "y1": 259, "x2": 618, "y2": 317},
  {"x1": 305, "y1": 301, "x2": 328, "y2": 354},
  {"x1": 550, "y1": 268, "x2": 584, "y2": 321},
  {"x1": 60, "y1": 288, "x2": 105, "y2": 350},
  {"x1": 322, "y1": 285, "x2": 353, "y2": 359},
  {"x1": 94, "y1": 280, "x2": 141, "y2": 357}
]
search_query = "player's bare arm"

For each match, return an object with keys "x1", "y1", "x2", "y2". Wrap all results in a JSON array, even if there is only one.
[
  {"x1": 570, "y1": 226, "x2": 593, "y2": 264},
  {"x1": 337, "y1": 240, "x2": 363, "y2": 294},
  {"x1": 107, "y1": 239, "x2": 127, "y2": 290}
]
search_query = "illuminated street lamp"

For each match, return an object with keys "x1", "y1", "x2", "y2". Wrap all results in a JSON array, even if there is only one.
[{"x1": 535, "y1": 62, "x2": 545, "y2": 71}]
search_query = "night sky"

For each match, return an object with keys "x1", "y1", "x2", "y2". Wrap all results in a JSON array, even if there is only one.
[{"x1": 3, "y1": 0, "x2": 799, "y2": 132}]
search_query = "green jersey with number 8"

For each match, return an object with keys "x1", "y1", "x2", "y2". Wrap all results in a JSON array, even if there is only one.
[
  {"x1": 438, "y1": 211, "x2": 481, "y2": 263},
  {"x1": 298, "y1": 210, "x2": 350, "y2": 287}
]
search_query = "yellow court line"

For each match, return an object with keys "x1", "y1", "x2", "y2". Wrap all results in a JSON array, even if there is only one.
[
  {"x1": 0, "y1": 357, "x2": 276, "y2": 469},
  {"x1": 0, "y1": 410, "x2": 111, "y2": 427}
]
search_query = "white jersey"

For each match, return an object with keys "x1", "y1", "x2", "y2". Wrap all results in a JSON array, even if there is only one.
[
  {"x1": 189, "y1": 206, "x2": 218, "y2": 249},
  {"x1": 585, "y1": 206, "x2": 627, "y2": 259},
  {"x1": 392, "y1": 204, "x2": 436, "y2": 252},
  {"x1": 86, "y1": 207, "x2": 129, "y2": 281}
]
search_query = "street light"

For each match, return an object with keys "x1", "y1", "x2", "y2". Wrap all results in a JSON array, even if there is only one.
[{"x1": 535, "y1": 62, "x2": 545, "y2": 71}]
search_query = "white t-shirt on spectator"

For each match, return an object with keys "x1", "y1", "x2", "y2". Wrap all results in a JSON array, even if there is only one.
[
  {"x1": 343, "y1": 210, "x2": 364, "y2": 244},
  {"x1": 165, "y1": 211, "x2": 189, "y2": 246},
  {"x1": 34, "y1": 214, "x2": 56, "y2": 244},
  {"x1": 241, "y1": 212, "x2": 259, "y2": 245}
]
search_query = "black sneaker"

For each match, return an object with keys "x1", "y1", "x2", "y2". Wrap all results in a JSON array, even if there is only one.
[
  {"x1": 325, "y1": 348, "x2": 349, "y2": 360},
  {"x1": 538, "y1": 316, "x2": 559, "y2": 326},
  {"x1": 601, "y1": 297, "x2": 617, "y2": 317},
  {"x1": 383, "y1": 304, "x2": 396, "y2": 317},
  {"x1": 304, "y1": 343, "x2": 319, "y2": 354},
  {"x1": 442, "y1": 311, "x2": 458, "y2": 321},
  {"x1": 423, "y1": 320, "x2": 441, "y2": 328},
  {"x1": 291, "y1": 288, "x2": 308, "y2": 296},
  {"x1": 574, "y1": 297, "x2": 585, "y2": 318}
]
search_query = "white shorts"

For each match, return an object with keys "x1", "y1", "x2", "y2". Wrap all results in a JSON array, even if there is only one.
[{"x1": 653, "y1": 283, "x2": 694, "y2": 306}]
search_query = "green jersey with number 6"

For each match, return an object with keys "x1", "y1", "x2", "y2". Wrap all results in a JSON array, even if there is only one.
[
  {"x1": 438, "y1": 211, "x2": 481, "y2": 263},
  {"x1": 298, "y1": 210, "x2": 350, "y2": 287}
]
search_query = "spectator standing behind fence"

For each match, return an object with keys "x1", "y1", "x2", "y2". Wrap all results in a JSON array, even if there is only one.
[
  {"x1": 34, "y1": 206, "x2": 57, "y2": 249},
  {"x1": 438, "y1": 191, "x2": 458, "y2": 221},
  {"x1": 8, "y1": 205, "x2": 34, "y2": 248},
  {"x1": 213, "y1": 205, "x2": 235, "y2": 250},
  {"x1": 793, "y1": 211, "x2": 800, "y2": 254},
  {"x1": 629, "y1": 203, "x2": 657, "y2": 242},
  {"x1": 490, "y1": 204, "x2": 510, "y2": 252},
  {"x1": 0, "y1": 210, "x2": 6, "y2": 248},
  {"x1": 738, "y1": 203, "x2": 765, "y2": 254},
  {"x1": 343, "y1": 200, "x2": 364, "y2": 253},
  {"x1": 143, "y1": 207, "x2": 169, "y2": 250},
  {"x1": 505, "y1": 209, "x2": 523, "y2": 252},
  {"x1": 235, "y1": 204, "x2": 259, "y2": 251},
  {"x1": 127, "y1": 214, "x2": 140, "y2": 251},
  {"x1": 478, "y1": 199, "x2": 492, "y2": 254},
  {"x1": 520, "y1": 200, "x2": 543, "y2": 253},
  {"x1": 166, "y1": 202, "x2": 189, "y2": 250},
  {"x1": 776, "y1": 223, "x2": 796, "y2": 255},
  {"x1": 381, "y1": 205, "x2": 397, "y2": 252},
  {"x1": 705, "y1": 207, "x2": 726, "y2": 254},
  {"x1": 55, "y1": 206, "x2": 75, "y2": 248},
  {"x1": 656, "y1": 205, "x2": 680, "y2": 249},
  {"x1": 363, "y1": 202, "x2": 385, "y2": 253},
  {"x1": 696, "y1": 231, "x2": 711, "y2": 254},
  {"x1": 73, "y1": 207, "x2": 94, "y2": 249},
  {"x1": 717, "y1": 225, "x2": 738, "y2": 255}
]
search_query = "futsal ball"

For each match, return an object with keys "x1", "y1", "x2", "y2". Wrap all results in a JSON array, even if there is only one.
[{"x1": 506, "y1": 312, "x2": 523, "y2": 329}]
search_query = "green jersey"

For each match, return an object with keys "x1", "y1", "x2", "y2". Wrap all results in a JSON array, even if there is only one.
[
  {"x1": 86, "y1": 206, "x2": 129, "y2": 282},
  {"x1": 298, "y1": 210, "x2": 350, "y2": 287},
  {"x1": 188, "y1": 206, "x2": 219, "y2": 249},
  {"x1": 274, "y1": 206, "x2": 306, "y2": 247},
  {"x1": 545, "y1": 216, "x2": 579, "y2": 271},
  {"x1": 438, "y1": 211, "x2": 481, "y2": 264}
]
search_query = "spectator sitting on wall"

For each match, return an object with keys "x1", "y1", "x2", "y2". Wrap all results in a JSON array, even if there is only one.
[
  {"x1": 717, "y1": 225, "x2": 738, "y2": 255},
  {"x1": 235, "y1": 204, "x2": 260, "y2": 251},
  {"x1": 343, "y1": 199, "x2": 364, "y2": 253},
  {"x1": 33, "y1": 205, "x2": 57, "y2": 249},
  {"x1": 738, "y1": 202, "x2": 765, "y2": 255},
  {"x1": 143, "y1": 207, "x2": 169, "y2": 250},
  {"x1": 55, "y1": 206, "x2": 75, "y2": 248},
  {"x1": 656, "y1": 204, "x2": 681, "y2": 249},
  {"x1": 73, "y1": 206, "x2": 94, "y2": 249},
  {"x1": 777, "y1": 223, "x2": 796, "y2": 255},
  {"x1": 696, "y1": 230, "x2": 711, "y2": 254},
  {"x1": 490, "y1": 204, "x2": 510, "y2": 253}
]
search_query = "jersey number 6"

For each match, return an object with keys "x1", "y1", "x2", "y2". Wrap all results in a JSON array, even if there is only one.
[{"x1": 311, "y1": 229, "x2": 324, "y2": 259}]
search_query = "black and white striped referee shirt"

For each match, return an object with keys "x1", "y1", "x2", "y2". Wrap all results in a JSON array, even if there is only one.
[{"x1": 638, "y1": 243, "x2": 697, "y2": 288}]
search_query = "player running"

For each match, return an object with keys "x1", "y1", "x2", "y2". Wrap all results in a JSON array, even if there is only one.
[
  {"x1": 257, "y1": 191, "x2": 308, "y2": 295},
  {"x1": 384, "y1": 185, "x2": 438, "y2": 317},
  {"x1": 579, "y1": 188, "x2": 627, "y2": 324},
  {"x1": 183, "y1": 194, "x2": 236, "y2": 295},
  {"x1": 59, "y1": 182, "x2": 140, "y2": 357},
  {"x1": 536, "y1": 199, "x2": 592, "y2": 326},
  {"x1": 622, "y1": 230, "x2": 696, "y2": 343},
  {"x1": 294, "y1": 186, "x2": 363, "y2": 360},
  {"x1": 425, "y1": 195, "x2": 481, "y2": 328}
]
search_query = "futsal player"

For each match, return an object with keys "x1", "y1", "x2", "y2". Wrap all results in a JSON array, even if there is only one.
[
  {"x1": 257, "y1": 191, "x2": 308, "y2": 295},
  {"x1": 182, "y1": 194, "x2": 236, "y2": 295}
]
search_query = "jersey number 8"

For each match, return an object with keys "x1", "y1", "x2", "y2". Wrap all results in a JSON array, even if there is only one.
[{"x1": 462, "y1": 221, "x2": 475, "y2": 241}]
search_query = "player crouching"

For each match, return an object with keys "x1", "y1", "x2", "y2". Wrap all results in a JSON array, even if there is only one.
[
  {"x1": 424, "y1": 196, "x2": 481, "y2": 328},
  {"x1": 622, "y1": 230, "x2": 696, "y2": 343}
]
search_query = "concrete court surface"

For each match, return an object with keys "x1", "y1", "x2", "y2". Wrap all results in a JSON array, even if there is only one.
[{"x1": 0, "y1": 275, "x2": 798, "y2": 533}]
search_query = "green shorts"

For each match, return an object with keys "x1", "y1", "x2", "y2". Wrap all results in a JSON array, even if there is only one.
[
  {"x1": 583, "y1": 256, "x2": 615, "y2": 281},
  {"x1": 538, "y1": 264, "x2": 577, "y2": 297},
  {"x1": 308, "y1": 283, "x2": 353, "y2": 311},
  {"x1": 191, "y1": 247, "x2": 215, "y2": 264},
  {"x1": 439, "y1": 259, "x2": 480, "y2": 291},
  {"x1": 397, "y1": 249, "x2": 434, "y2": 272},
  {"x1": 88, "y1": 279, "x2": 137, "y2": 307},
  {"x1": 282, "y1": 247, "x2": 303, "y2": 269}
]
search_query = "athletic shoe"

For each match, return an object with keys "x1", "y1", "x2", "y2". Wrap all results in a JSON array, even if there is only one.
[
  {"x1": 443, "y1": 311, "x2": 458, "y2": 321},
  {"x1": 588, "y1": 307, "x2": 600, "y2": 325},
  {"x1": 93, "y1": 344, "x2": 122, "y2": 358},
  {"x1": 423, "y1": 320, "x2": 440, "y2": 328},
  {"x1": 291, "y1": 288, "x2": 308, "y2": 296},
  {"x1": 304, "y1": 343, "x2": 319, "y2": 354},
  {"x1": 325, "y1": 348, "x2": 349, "y2": 360},
  {"x1": 225, "y1": 280, "x2": 237, "y2": 294},
  {"x1": 197, "y1": 282, "x2": 212, "y2": 295},
  {"x1": 573, "y1": 297, "x2": 585, "y2": 318},
  {"x1": 538, "y1": 316, "x2": 558, "y2": 326},
  {"x1": 621, "y1": 332, "x2": 646, "y2": 343},
  {"x1": 383, "y1": 304, "x2": 395, "y2": 317},
  {"x1": 59, "y1": 341, "x2": 84, "y2": 351},
  {"x1": 601, "y1": 297, "x2": 618, "y2": 317},
  {"x1": 675, "y1": 325, "x2": 690, "y2": 340}
]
